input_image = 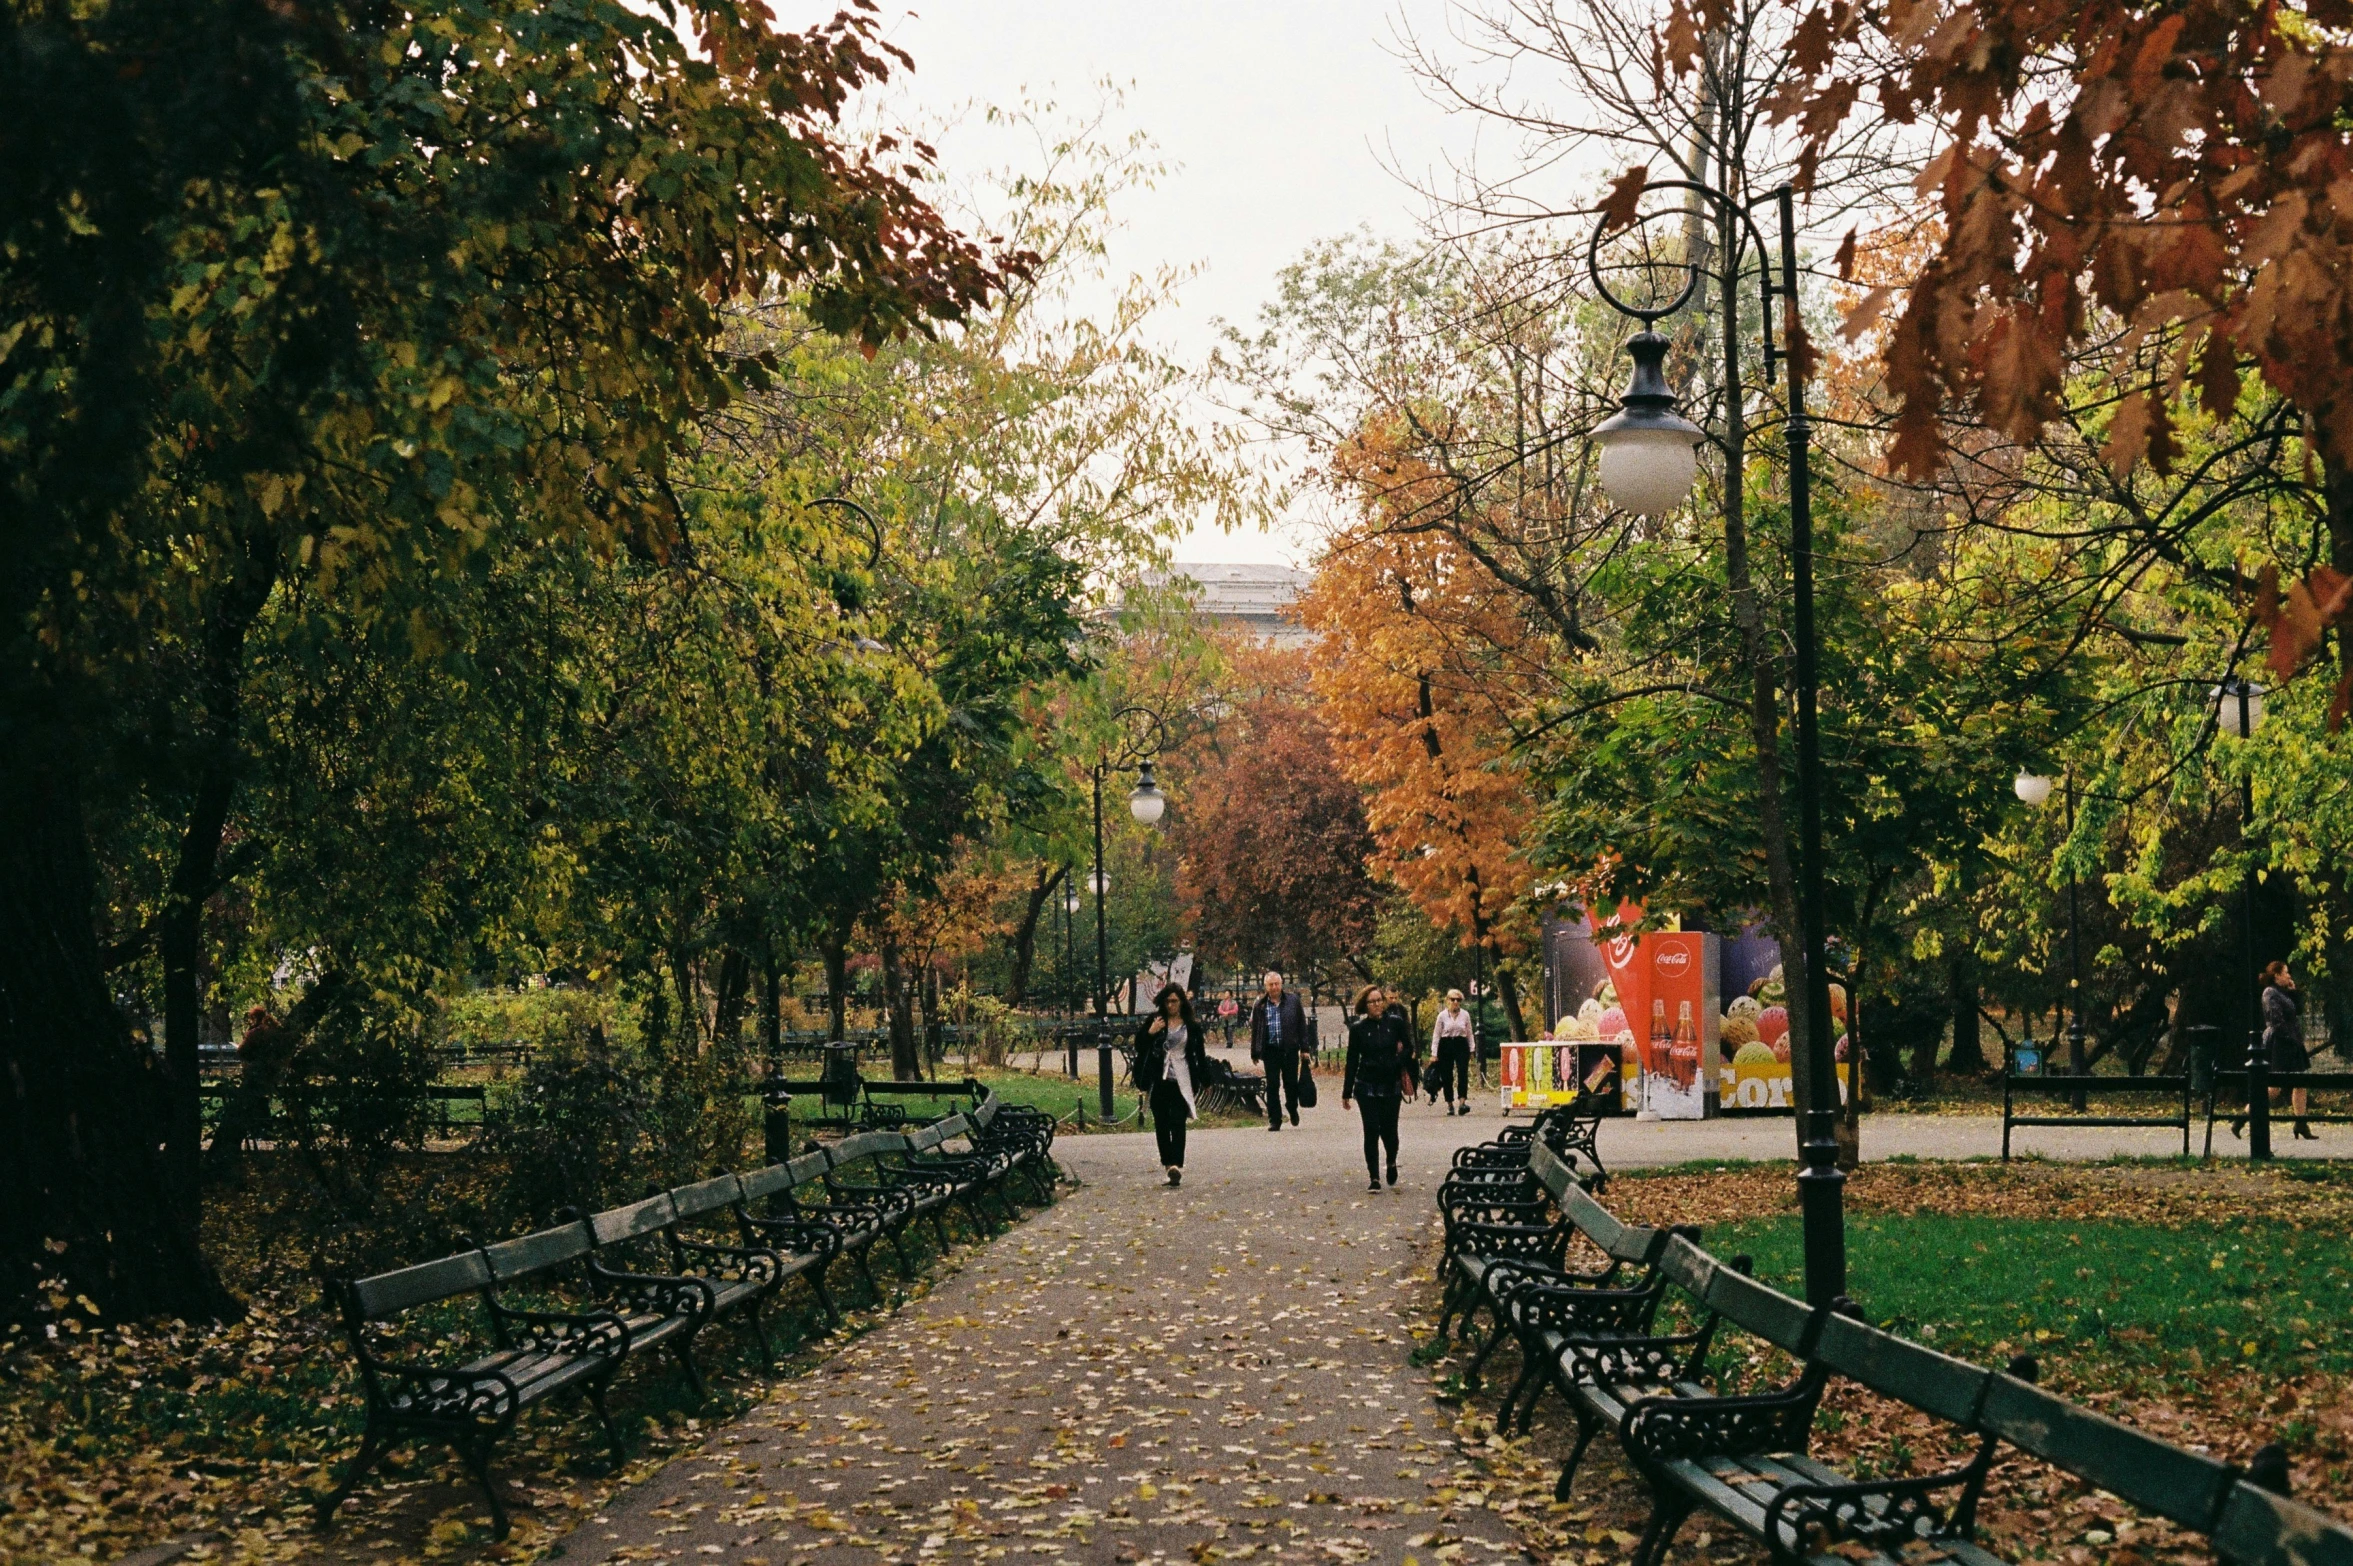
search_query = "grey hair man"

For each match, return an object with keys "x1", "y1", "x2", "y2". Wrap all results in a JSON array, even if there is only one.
[{"x1": 1249, "y1": 970, "x2": 1311, "y2": 1130}]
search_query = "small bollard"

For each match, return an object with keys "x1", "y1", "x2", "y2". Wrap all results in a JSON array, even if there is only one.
[
  {"x1": 1098, "y1": 1041, "x2": 1114, "y2": 1120},
  {"x1": 762, "y1": 1086, "x2": 793, "y2": 1167}
]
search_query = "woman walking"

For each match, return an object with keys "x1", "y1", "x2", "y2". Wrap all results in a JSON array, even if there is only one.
[
  {"x1": 1135, "y1": 983, "x2": 1210, "y2": 1185},
  {"x1": 1343, "y1": 984, "x2": 1419, "y2": 1192},
  {"x1": 2265, "y1": 961, "x2": 2315, "y2": 1141},
  {"x1": 1429, "y1": 989, "x2": 1475, "y2": 1115}
]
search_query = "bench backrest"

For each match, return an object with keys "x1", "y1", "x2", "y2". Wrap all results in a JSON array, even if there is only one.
[
  {"x1": 833, "y1": 1130, "x2": 901, "y2": 1165},
  {"x1": 670, "y1": 1173, "x2": 744, "y2": 1223},
  {"x1": 591, "y1": 1193, "x2": 676, "y2": 1246},
  {"x1": 350, "y1": 1249, "x2": 492, "y2": 1320},
  {"x1": 479, "y1": 1220, "x2": 594, "y2": 1281},
  {"x1": 2214, "y1": 1480, "x2": 2353, "y2": 1566},
  {"x1": 971, "y1": 1097, "x2": 998, "y2": 1131},
  {"x1": 907, "y1": 1121, "x2": 948, "y2": 1152},
  {"x1": 1811, "y1": 1310, "x2": 1990, "y2": 1426},
  {"x1": 1979, "y1": 1370, "x2": 2239, "y2": 1531}
]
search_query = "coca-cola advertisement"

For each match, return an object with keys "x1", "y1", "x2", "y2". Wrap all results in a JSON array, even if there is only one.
[{"x1": 1637, "y1": 931, "x2": 1720, "y2": 1119}]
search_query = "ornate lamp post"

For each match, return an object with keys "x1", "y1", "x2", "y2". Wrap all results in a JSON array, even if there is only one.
[
  {"x1": 2212, "y1": 676, "x2": 2270, "y2": 1159},
  {"x1": 1584, "y1": 182, "x2": 1844, "y2": 1306},
  {"x1": 2013, "y1": 768, "x2": 2089, "y2": 1111},
  {"x1": 1091, "y1": 706, "x2": 1170, "y2": 1118}
]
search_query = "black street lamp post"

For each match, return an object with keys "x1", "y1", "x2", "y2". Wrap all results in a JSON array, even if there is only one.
[
  {"x1": 1089, "y1": 706, "x2": 1170, "y2": 1119},
  {"x1": 1585, "y1": 181, "x2": 1844, "y2": 1306},
  {"x1": 2213, "y1": 676, "x2": 2270, "y2": 1159},
  {"x1": 2012, "y1": 769, "x2": 2089, "y2": 1111}
]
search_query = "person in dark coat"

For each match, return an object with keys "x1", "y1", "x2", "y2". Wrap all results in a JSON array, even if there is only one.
[
  {"x1": 2265, "y1": 961, "x2": 2314, "y2": 1140},
  {"x1": 1249, "y1": 970, "x2": 1311, "y2": 1131},
  {"x1": 1135, "y1": 984, "x2": 1211, "y2": 1185},
  {"x1": 1342, "y1": 983, "x2": 1419, "y2": 1192}
]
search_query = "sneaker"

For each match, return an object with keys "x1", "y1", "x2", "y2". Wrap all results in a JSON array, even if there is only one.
[
  {"x1": 1367, "y1": 1178, "x2": 1381, "y2": 1193},
  {"x1": 1289, "y1": 1110, "x2": 1300, "y2": 1126},
  {"x1": 1168, "y1": 1166, "x2": 1183, "y2": 1187},
  {"x1": 1268, "y1": 1123, "x2": 1282, "y2": 1133},
  {"x1": 1386, "y1": 1165, "x2": 1399, "y2": 1187}
]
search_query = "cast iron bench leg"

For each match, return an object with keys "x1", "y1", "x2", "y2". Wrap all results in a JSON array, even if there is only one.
[{"x1": 315, "y1": 1426, "x2": 392, "y2": 1529}]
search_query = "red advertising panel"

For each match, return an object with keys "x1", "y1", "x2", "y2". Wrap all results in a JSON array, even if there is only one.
[{"x1": 1636, "y1": 931, "x2": 1720, "y2": 1119}]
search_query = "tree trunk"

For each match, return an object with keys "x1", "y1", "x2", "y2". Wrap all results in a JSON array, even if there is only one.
[
  {"x1": 711, "y1": 947, "x2": 751, "y2": 1048},
  {"x1": 1005, "y1": 864, "x2": 1064, "y2": 1009},
  {"x1": 1933, "y1": 948, "x2": 1982, "y2": 1078},
  {"x1": 1494, "y1": 958, "x2": 1531, "y2": 1046},
  {"x1": 0, "y1": 746, "x2": 237, "y2": 1323},
  {"x1": 823, "y1": 926, "x2": 849, "y2": 1041},
  {"x1": 880, "y1": 924, "x2": 919, "y2": 1080}
]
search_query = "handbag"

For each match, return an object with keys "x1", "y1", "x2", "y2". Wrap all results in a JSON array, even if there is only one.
[{"x1": 1294, "y1": 1054, "x2": 1318, "y2": 1109}]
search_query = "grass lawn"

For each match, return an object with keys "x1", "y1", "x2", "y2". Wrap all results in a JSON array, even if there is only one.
[{"x1": 1709, "y1": 1211, "x2": 2353, "y2": 1383}]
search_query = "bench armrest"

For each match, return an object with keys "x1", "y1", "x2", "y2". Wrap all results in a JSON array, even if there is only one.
[
  {"x1": 581, "y1": 1260, "x2": 718, "y2": 1323},
  {"x1": 1760, "y1": 1461, "x2": 1991, "y2": 1564},
  {"x1": 1503, "y1": 1276, "x2": 1663, "y2": 1336},
  {"x1": 667, "y1": 1234, "x2": 783, "y2": 1286},
  {"x1": 1559, "y1": 1331, "x2": 1711, "y2": 1387},
  {"x1": 489, "y1": 1303, "x2": 633, "y2": 1359},
  {"x1": 1621, "y1": 1364, "x2": 1828, "y2": 1466}
]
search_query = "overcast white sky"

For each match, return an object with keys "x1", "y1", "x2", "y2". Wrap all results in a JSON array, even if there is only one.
[{"x1": 830, "y1": 2, "x2": 1486, "y2": 566}]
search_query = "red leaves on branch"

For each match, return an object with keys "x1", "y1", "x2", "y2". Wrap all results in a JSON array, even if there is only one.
[
  {"x1": 1595, "y1": 167, "x2": 1652, "y2": 237},
  {"x1": 1762, "y1": 0, "x2": 2353, "y2": 472}
]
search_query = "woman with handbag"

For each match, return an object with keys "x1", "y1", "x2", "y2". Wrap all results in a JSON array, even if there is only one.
[
  {"x1": 1135, "y1": 983, "x2": 1210, "y2": 1185},
  {"x1": 1343, "y1": 984, "x2": 1419, "y2": 1192}
]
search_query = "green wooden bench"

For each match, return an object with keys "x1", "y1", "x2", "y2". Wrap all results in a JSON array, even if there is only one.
[
  {"x1": 1482, "y1": 1148, "x2": 2353, "y2": 1566},
  {"x1": 317, "y1": 1220, "x2": 693, "y2": 1540}
]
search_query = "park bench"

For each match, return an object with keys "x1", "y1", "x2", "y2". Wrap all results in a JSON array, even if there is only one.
[
  {"x1": 317, "y1": 1219, "x2": 696, "y2": 1540},
  {"x1": 569, "y1": 1178, "x2": 790, "y2": 1381},
  {"x1": 735, "y1": 1148, "x2": 881, "y2": 1316},
  {"x1": 1454, "y1": 1144, "x2": 2353, "y2": 1566},
  {"x1": 2001, "y1": 1038, "x2": 2192, "y2": 1158}
]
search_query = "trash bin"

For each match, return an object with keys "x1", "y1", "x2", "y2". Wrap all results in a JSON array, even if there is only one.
[
  {"x1": 822, "y1": 1041, "x2": 860, "y2": 1112},
  {"x1": 2185, "y1": 1024, "x2": 2220, "y2": 1095}
]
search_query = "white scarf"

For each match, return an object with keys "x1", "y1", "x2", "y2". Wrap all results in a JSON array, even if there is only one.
[{"x1": 1162, "y1": 1021, "x2": 1197, "y2": 1117}]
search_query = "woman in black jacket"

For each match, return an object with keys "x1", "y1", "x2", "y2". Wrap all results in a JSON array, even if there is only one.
[
  {"x1": 1342, "y1": 984, "x2": 1419, "y2": 1192},
  {"x1": 1134, "y1": 984, "x2": 1211, "y2": 1185}
]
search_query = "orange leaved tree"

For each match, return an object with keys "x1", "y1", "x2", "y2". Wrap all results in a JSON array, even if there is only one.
[{"x1": 1300, "y1": 433, "x2": 1546, "y2": 1042}]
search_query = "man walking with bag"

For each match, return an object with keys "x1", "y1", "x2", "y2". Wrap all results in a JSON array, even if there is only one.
[{"x1": 1250, "y1": 970, "x2": 1311, "y2": 1131}]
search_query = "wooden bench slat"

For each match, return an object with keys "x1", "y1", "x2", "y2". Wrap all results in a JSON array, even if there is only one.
[
  {"x1": 669, "y1": 1174, "x2": 743, "y2": 1220},
  {"x1": 1701, "y1": 1263, "x2": 1815, "y2": 1352},
  {"x1": 2212, "y1": 1481, "x2": 2353, "y2": 1566},
  {"x1": 592, "y1": 1195, "x2": 676, "y2": 1246},
  {"x1": 352, "y1": 1250, "x2": 490, "y2": 1318},
  {"x1": 1979, "y1": 1371, "x2": 2234, "y2": 1530},
  {"x1": 1814, "y1": 1313, "x2": 1990, "y2": 1425},
  {"x1": 479, "y1": 1222, "x2": 593, "y2": 1279}
]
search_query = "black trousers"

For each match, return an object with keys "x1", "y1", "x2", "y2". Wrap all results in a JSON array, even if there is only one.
[
  {"x1": 1358, "y1": 1095, "x2": 1401, "y2": 1180},
  {"x1": 1151, "y1": 1080, "x2": 1190, "y2": 1167},
  {"x1": 1434, "y1": 1039, "x2": 1471, "y2": 1103},
  {"x1": 1262, "y1": 1048, "x2": 1302, "y2": 1126}
]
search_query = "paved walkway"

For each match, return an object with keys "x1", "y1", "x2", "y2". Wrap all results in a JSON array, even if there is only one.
[{"x1": 558, "y1": 1097, "x2": 2347, "y2": 1566}]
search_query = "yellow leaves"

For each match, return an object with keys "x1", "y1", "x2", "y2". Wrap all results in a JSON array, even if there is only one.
[{"x1": 426, "y1": 375, "x2": 465, "y2": 411}]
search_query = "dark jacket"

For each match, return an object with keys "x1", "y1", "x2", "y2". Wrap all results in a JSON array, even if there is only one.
[
  {"x1": 2264, "y1": 985, "x2": 2308, "y2": 1073},
  {"x1": 1133, "y1": 1015, "x2": 1212, "y2": 1112},
  {"x1": 1249, "y1": 992, "x2": 1310, "y2": 1060},
  {"x1": 1343, "y1": 1008, "x2": 1419, "y2": 1102}
]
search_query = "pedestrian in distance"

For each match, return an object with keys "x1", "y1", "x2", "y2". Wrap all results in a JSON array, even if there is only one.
[
  {"x1": 1429, "y1": 988, "x2": 1475, "y2": 1115},
  {"x1": 1135, "y1": 983, "x2": 1210, "y2": 1185},
  {"x1": 2266, "y1": 961, "x2": 2314, "y2": 1140},
  {"x1": 1343, "y1": 983, "x2": 1419, "y2": 1192},
  {"x1": 1250, "y1": 970, "x2": 1311, "y2": 1132}
]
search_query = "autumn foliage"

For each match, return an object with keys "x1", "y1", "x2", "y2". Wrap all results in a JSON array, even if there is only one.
[
  {"x1": 1711, "y1": 0, "x2": 2353, "y2": 718},
  {"x1": 1299, "y1": 428, "x2": 1545, "y2": 1002}
]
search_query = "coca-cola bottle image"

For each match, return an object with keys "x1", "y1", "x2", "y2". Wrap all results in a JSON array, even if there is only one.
[
  {"x1": 1645, "y1": 998, "x2": 1670, "y2": 1111},
  {"x1": 1670, "y1": 1001, "x2": 1701, "y2": 1090}
]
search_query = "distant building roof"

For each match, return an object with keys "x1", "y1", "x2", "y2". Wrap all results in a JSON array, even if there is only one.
[{"x1": 1156, "y1": 562, "x2": 1314, "y2": 647}]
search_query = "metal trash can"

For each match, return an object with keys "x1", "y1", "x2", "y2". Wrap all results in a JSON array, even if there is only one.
[{"x1": 821, "y1": 1041, "x2": 860, "y2": 1112}]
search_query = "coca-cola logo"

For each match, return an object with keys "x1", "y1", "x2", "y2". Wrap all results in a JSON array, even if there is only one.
[
  {"x1": 1606, "y1": 937, "x2": 1637, "y2": 965},
  {"x1": 1653, "y1": 946, "x2": 1691, "y2": 977}
]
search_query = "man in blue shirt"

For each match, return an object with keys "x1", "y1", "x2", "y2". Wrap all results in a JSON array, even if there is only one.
[{"x1": 1249, "y1": 970, "x2": 1311, "y2": 1131}]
